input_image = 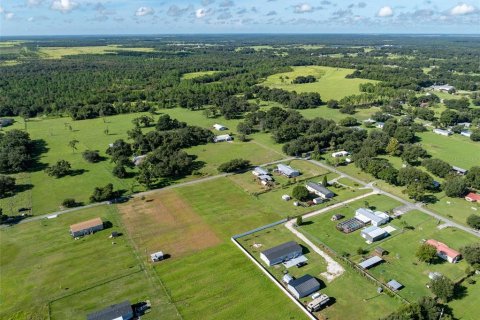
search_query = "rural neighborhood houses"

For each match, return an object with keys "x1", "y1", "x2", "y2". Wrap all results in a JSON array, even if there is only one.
[
  {"x1": 277, "y1": 164, "x2": 300, "y2": 178},
  {"x1": 429, "y1": 84, "x2": 455, "y2": 93},
  {"x1": 70, "y1": 217, "x2": 104, "y2": 238},
  {"x1": 213, "y1": 134, "x2": 232, "y2": 143},
  {"x1": 260, "y1": 241, "x2": 303, "y2": 266},
  {"x1": 426, "y1": 239, "x2": 461, "y2": 263},
  {"x1": 86, "y1": 300, "x2": 133, "y2": 320},
  {"x1": 306, "y1": 182, "x2": 334, "y2": 199},
  {"x1": 387, "y1": 280, "x2": 404, "y2": 291},
  {"x1": 287, "y1": 274, "x2": 321, "y2": 299}
]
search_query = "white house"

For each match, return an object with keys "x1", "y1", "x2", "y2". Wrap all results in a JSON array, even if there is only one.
[
  {"x1": 430, "y1": 84, "x2": 455, "y2": 93},
  {"x1": 306, "y1": 182, "x2": 334, "y2": 199},
  {"x1": 213, "y1": 124, "x2": 228, "y2": 131},
  {"x1": 355, "y1": 208, "x2": 390, "y2": 227},
  {"x1": 433, "y1": 128, "x2": 452, "y2": 136},
  {"x1": 214, "y1": 134, "x2": 232, "y2": 143},
  {"x1": 277, "y1": 164, "x2": 300, "y2": 178},
  {"x1": 260, "y1": 241, "x2": 302, "y2": 266},
  {"x1": 252, "y1": 167, "x2": 269, "y2": 176},
  {"x1": 376, "y1": 122, "x2": 385, "y2": 129},
  {"x1": 331, "y1": 151, "x2": 349, "y2": 158},
  {"x1": 460, "y1": 131, "x2": 472, "y2": 137},
  {"x1": 361, "y1": 226, "x2": 388, "y2": 243}
]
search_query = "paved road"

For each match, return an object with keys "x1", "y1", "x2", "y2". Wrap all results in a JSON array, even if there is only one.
[
  {"x1": 307, "y1": 159, "x2": 480, "y2": 238},
  {"x1": 6, "y1": 157, "x2": 295, "y2": 226}
]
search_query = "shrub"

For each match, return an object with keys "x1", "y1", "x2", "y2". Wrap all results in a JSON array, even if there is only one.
[
  {"x1": 45, "y1": 160, "x2": 71, "y2": 178},
  {"x1": 292, "y1": 185, "x2": 309, "y2": 201},
  {"x1": 62, "y1": 198, "x2": 78, "y2": 208},
  {"x1": 82, "y1": 150, "x2": 101, "y2": 163},
  {"x1": 466, "y1": 215, "x2": 480, "y2": 230}
]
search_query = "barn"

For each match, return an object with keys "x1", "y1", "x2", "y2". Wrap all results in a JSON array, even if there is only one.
[
  {"x1": 87, "y1": 300, "x2": 133, "y2": 320},
  {"x1": 287, "y1": 274, "x2": 321, "y2": 299},
  {"x1": 70, "y1": 217, "x2": 104, "y2": 237}
]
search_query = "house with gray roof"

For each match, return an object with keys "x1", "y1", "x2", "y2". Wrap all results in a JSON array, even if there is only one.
[
  {"x1": 361, "y1": 226, "x2": 388, "y2": 243},
  {"x1": 260, "y1": 241, "x2": 302, "y2": 266},
  {"x1": 306, "y1": 182, "x2": 334, "y2": 199},
  {"x1": 87, "y1": 300, "x2": 133, "y2": 320},
  {"x1": 277, "y1": 164, "x2": 300, "y2": 178},
  {"x1": 358, "y1": 256, "x2": 384, "y2": 269},
  {"x1": 287, "y1": 274, "x2": 321, "y2": 299},
  {"x1": 355, "y1": 208, "x2": 390, "y2": 227},
  {"x1": 387, "y1": 279, "x2": 404, "y2": 291}
]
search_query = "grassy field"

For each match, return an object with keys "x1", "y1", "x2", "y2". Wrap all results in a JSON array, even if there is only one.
[
  {"x1": 181, "y1": 71, "x2": 220, "y2": 79},
  {"x1": 417, "y1": 131, "x2": 480, "y2": 169},
  {"x1": 118, "y1": 179, "x2": 307, "y2": 319},
  {"x1": 0, "y1": 110, "x2": 284, "y2": 216},
  {"x1": 0, "y1": 205, "x2": 174, "y2": 320},
  {"x1": 38, "y1": 45, "x2": 155, "y2": 59},
  {"x1": 260, "y1": 66, "x2": 378, "y2": 101},
  {"x1": 299, "y1": 106, "x2": 381, "y2": 123},
  {"x1": 448, "y1": 273, "x2": 480, "y2": 320}
]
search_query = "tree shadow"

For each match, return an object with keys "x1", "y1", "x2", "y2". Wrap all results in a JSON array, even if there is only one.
[
  {"x1": 15, "y1": 183, "x2": 34, "y2": 193},
  {"x1": 0, "y1": 214, "x2": 32, "y2": 226},
  {"x1": 300, "y1": 244, "x2": 311, "y2": 255},
  {"x1": 422, "y1": 194, "x2": 438, "y2": 204},
  {"x1": 69, "y1": 169, "x2": 88, "y2": 177},
  {"x1": 28, "y1": 139, "x2": 49, "y2": 172},
  {"x1": 454, "y1": 284, "x2": 468, "y2": 300}
]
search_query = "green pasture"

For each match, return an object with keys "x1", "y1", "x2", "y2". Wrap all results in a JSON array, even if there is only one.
[
  {"x1": 0, "y1": 205, "x2": 173, "y2": 320},
  {"x1": 448, "y1": 274, "x2": 480, "y2": 320},
  {"x1": 417, "y1": 131, "x2": 480, "y2": 169},
  {"x1": 260, "y1": 66, "x2": 378, "y2": 101},
  {"x1": 425, "y1": 192, "x2": 480, "y2": 226},
  {"x1": 38, "y1": 45, "x2": 155, "y2": 59},
  {"x1": 299, "y1": 106, "x2": 381, "y2": 123}
]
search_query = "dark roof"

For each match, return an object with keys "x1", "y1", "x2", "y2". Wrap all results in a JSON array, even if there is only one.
[
  {"x1": 87, "y1": 301, "x2": 132, "y2": 320},
  {"x1": 306, "y1": 182, "x2": 334, "y2": 197},
  {"x1": 261, "y1": 241, "x2": 302, "y2": 261},
  {"x1": 289, "y1": 274, "x2": 320, "y2": 297}
]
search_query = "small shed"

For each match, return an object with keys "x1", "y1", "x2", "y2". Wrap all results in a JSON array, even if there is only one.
[
  {"x1": 252, "y1": 167, "x2": 269, "y2": 176},
  {"x1": 375, "y1": 247, "x2": 387, "y2": 256},
  {"x1": 213, "y1": 124, "x2": 228, "y2": 131},
  {"x1": 313, "y1": 197, "x2": 323, "y2": 205},
  {"x1": 452, "y1": 166, "x2": 468, "y2": 175},
  {"x1": 214, "y1": 134, "x2": 232, "y2": 143},
  {"x1": 150, "y1": 251, "x2": 164, "y2": 262},
  {"x1": 387, "y1": 279, "x2": 404, "y2": 291},
  {"x1": 87, "y1": 300, "x2": 133, "y2": 320},
  {"x1": 358, "y1": 256, "x2": 384, "y2": 269},
  {"x1": 331, "y1": 214, "x2": 344, "y2": 221},
  {"x1": 282, "y1": 195, "x2": 291, "y2": 201},
  {"x1": 282, "y1": 273, "x2": 293, "y2": 284},
  {"x1": 287, "y1": 274, "x2": 321, "y2": 299},
  {"x1": 361, "y1": 226, "x2": 388, "y2": 243}
]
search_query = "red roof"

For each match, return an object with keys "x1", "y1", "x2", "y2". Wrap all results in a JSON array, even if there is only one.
[
  {"x1": 426, "y1": 239, "x2": 461, "y2": 259},
  {"x1": 465, "y1": 192, "x2": 480, "y2": 202}
]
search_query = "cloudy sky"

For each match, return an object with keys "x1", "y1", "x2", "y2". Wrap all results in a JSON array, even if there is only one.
[{"x1": 0, "y1": 1, "x2": 478, "y2": 36}]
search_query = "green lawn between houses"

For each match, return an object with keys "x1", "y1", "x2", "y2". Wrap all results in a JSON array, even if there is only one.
[{"x1": 260, "y1": 66, "x2": 378, "y2": 101}]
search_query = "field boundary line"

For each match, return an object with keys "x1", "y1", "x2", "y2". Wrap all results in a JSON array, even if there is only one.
[{"x1": 231, "y1": 236, "x2": 316, "y2": 320}]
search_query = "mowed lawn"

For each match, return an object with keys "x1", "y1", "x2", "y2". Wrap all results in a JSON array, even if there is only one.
[
  {"x1": 119, "y1": 179, "x2": 307, "y2": 319},
  {"x1": 260, "y1": 66, "x2": 378, "y2": 101},
  {"x1": 417, "y1": 131, "x2": 480, "y2": 169},
  {"x1": 0, "y1": 205, "x2": 174, "y2": 320}
]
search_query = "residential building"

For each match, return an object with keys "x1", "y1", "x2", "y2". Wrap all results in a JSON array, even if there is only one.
[
  {"x1": 70, "y1": 217, "x2": 104, "y2": 237},
  {"x1": 213, "y1": 134, "x2": 232, "y2": 143},
  {"x1": 213, "y1": 124, "x2": 228, "y2": 131},
  {"x1": 355, "y1": 208, "x2": 390, "y2": 227},
  {"x1": 433, "y1": 128, "x2": 452, "y2": 136},
  {"x1": 430, "y1": 84, "x2": 455, "y2": 93},
  {"x1": 87, "y1": 300, "x2": 133, "y2": 320},
  {"x1": 287, "y1": 274, "x2": 321, "y2": 299},
  {"x1": 361, "y1": 226, "x2": 388, "y2": 243},
  {"x1": 252, "y1": 167, "x2": 269, "y2": 176},
  {"x1": 331, "y1": 151, "x2": 349, "y2": 158},
  {"x1": 376, "y1": 122, "x2": 385, "y2": 129},
  {"x1": 426, "y1": 239, "x2": 461, "y2": 263},
  {"x1": 0, "y1": 118, "x2": 14, "y2": 128},
  {"x1": 452, "y1": 166, "x2": 468, "y2": 175},
  {"x1": 306, "y1": 182, "x2": 334, "y2": 199},
  {"x1": 260, "y1": 241, "x2": 302, "y2": 266},
  {"x1": 465, "y1": 192, "x2": 480, "y2": 202},
  {"x1": 460, "y1": 130, "x2": 472, "y2": 138},
  {"x1": 277, "y1": 164, "x2": 300, "y2": 178}
]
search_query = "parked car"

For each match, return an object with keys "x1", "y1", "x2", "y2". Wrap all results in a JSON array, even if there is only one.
[{"x1": 296, "y1": 261, "x2": 307, "y2": 268}]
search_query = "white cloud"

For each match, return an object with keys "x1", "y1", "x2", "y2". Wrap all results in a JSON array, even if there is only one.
[
  {"x1": 5, "y1": 12, "x2": 14, "y2": 20},
  {"x1": 196, "y1": 8, "x2": 207, "y2": 18},
  {"x1": 28, "y1": 16, "x2": 35, "y2": 22},
  {"x1": 450, "y1": 3, "x2": 476, "y2": 15},
  {"x1": 0, "y1": 6, "x2": 4, "y2": 14},
  {"x1": 294, "y1": 3, "x2": 313, "y2": 14},
  {"x1": 50, "y1": 0, "x2": 78, "y2": 13},
  {"x1": 135, "y1": 6, "x2": 154, "y2": 17},
  {"x1": 377, "y1": 6, "x2": 393, "y2": 17},
  {"x1": 28, "y1": 0, "x2": 44, "y2": 6}
]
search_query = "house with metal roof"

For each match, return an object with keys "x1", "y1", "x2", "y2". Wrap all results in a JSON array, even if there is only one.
[
  {"x1": 465, "y1": 192, "x2": 480, "y2": 202},
  {"x1": 358, "y1": 256, "x2": 384, "y2": 269},
  {"x1": 361, "y1": 226, "x2": 388, "y2": 243},
  {"x1": 287, "y1": 274, "x2": 321, "y2": 299},
  {"x1": 433, "y1": 128, "x2": 452, "y2": 136},
  {"x1": 306, "y1": 182, "x2": 334, "y2": 199},
  {"x1": 452, "y1": 166, "x2": 468, "y2": 175},
  {"x1": 213, "y1": 124, "x2": 228, "y2": 131},
  {"x1": 460, "y1": 130, "x2": 472, "y2": 137},
  {"x1": 277, "y1": 164, "x2": 300, "y2": 178},
  {"x1": 331, "y1": 151, "x2": 349, "y2": 158},
  {"x1": 252, "y1": 167, "x2": 269, "y2": 176},
  {"x1": 426, "y1": 239, "x2": 461, "y2": 263},
  {"x1": 355, "y1": 208, "x2": 390, "y2": 227},
  {"x1": 70, "y1": 217, "x2": 104, "y2": 237},
  {"x1": 260, "y1": 241, "x2": 302, "y2": 266},
  {"x1": 387, "y1": 279, "x2": 404, "y2": 291},
  {"x1": 214, "y1": 134, "x2": 232, "y2": 143},
  {"x1": 86, "y1": 300, "x2": 133, "y2": 320},
  {"x1": 430, "y1": 84, "x2": 455, "y2": 93}
]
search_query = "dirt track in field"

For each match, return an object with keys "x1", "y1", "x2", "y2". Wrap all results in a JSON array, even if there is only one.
[{"x1": 118, "y1": 190, "x2": 221, "y2": 259}]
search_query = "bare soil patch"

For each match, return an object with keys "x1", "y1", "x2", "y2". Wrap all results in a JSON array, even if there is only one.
[{"x1": 118, "y1": 190, "x2": 221, "y2": 259}]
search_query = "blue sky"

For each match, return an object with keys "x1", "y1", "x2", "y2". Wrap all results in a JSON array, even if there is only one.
[{"x1": 0, "y1": 1, "x2": 479, "y2": 36}]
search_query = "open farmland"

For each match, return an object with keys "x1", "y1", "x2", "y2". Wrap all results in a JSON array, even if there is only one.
[
  {"x1": 38, "y1": 45, "x2": 156, "y2": 59},
  {"x1": 261, "y1": 66, "x2": 378, "y2": 101},
  {"x1": 0, "y1": 205, "x2": 175, "y2": 320}
]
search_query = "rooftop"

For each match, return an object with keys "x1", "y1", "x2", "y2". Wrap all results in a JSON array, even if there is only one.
[
  {"x1": 358, "y1": 256, "x2": 384, "y2": 269},
  {"x1": 288, "y1": 274, "x2": 321, "y2": 297},
  {"x1": 306, "y1": 182, "x2": 334, "y2": 196},
  {"x1": 87, "y1": 300, "x2": 132, "y2": 320},
  {"x1": 361, "y1": 226, "x2": 387, "y2": 238},
  {"x1": 355, "y1": 208, "x2": 389, "y2": 224},
  {"x1": 277, "y1": 164, "x2": 299, "y2": 175},
  {"x1": 70, "y1": 217, "x2": 103, "y2": 233},
  {"x1": 426, "y1": 239, "x2": 461, "y2": 259},
  {"x1": 466, "y1": 192, "x2": 480, "y2": 201},
  {"x1": 261, "y1": 241, "x2": 302, "y2": 261},
  {"x1": 387, "y1": 279, "x2": 403, "y2": 291}
]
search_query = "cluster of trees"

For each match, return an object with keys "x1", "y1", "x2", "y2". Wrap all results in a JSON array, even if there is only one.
[
  {"x1": 90, "y1": 183, "x2": 118, "y2": 202},
  {"x1": 292, "y1": 75, "x2": 316, "y2": 84},
  {"x1": 45, "y1": 160, "x2": 71, "y2": 178},
  {"x1": 0, "y1": 175, "x2": 15, "y2": 198},
  {"x1": 218, "y1": 159, "x2": 251, "y2": 173},
  {"x1": 251, "y1": 86, "x2": 322, "y2": 110},
  {"x1": 382, "y1": 297, "x2": 453, "y2": 320},
  {"x1": 0, "y1": 130, "x2": 34, "y2": 173}
]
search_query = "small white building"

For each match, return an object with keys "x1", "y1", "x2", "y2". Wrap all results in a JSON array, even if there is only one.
[
  {"x1": 282, "y1": 194, "x2": 291, "y2": 201},
  {"x1": 252, "y1": 167, "x2": 269, "y2": 176},
  {"x1": 214, "y1": 134, "x2": 232, "y2": 143},
  {"x1": 313, "y1": 197, "x2": 323, "y2": 205},
  {"x1": 460, "y1": 131, "x2": 472, "y2": 138},
  {"x1": 132, "y1": 155, "x2": 147, "y2": 166},
  {"x1": 213, "y1": 124, "x2": 228, "y2": 131},
  {"x1": 331, "y1": 151, "x2": 349, "y2": 158},
  {"x1": 361, "y1": 226, "x2": 388, "y2": 243},
  {"x1": 430, "y1": 84, "x2": 455, "y2": 93},
  {"x1": 376, "y1": 122, "x2": 385, "y2": 129},
  {"x1": 355, "y1": 208, "x2": 390, "y2": 227},
  {"x1": 150, "y1": 251, "x2": 164, "y2": 262},
  {"x1": 433, "y1": 128, "x2": 452, "y2": 136}
]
